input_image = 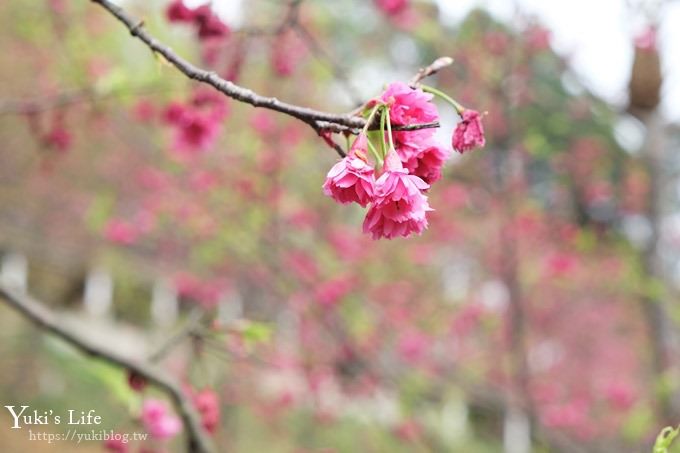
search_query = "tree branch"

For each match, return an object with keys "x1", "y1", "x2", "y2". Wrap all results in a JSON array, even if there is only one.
[
  {"x1": 0, "y1": 282, "x2": 215, "y2": 453},
  {"x1": 148, "y1": 309, "x2": 205, "y2": 363},
  {"x1": 87, "y1": 0, "x2": 439, "y2": 136}
]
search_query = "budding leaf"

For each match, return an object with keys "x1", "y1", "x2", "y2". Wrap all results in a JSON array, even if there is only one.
[
  {"x1": 654, "y1": 426, "x2": 680, "y2": 453},
  {"x1": 241, "y1": 322, "x2": 271, "y2": 346}
]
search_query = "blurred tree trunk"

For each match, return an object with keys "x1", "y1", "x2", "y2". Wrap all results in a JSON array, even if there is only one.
[{"x1": 638, "y1": 110, "x2": 680, "y2": 424}]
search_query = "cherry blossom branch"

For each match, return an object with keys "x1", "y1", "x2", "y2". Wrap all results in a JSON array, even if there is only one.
[
  {"x1": 0, "y1": 282, "x2": 215, "y2": 453},
  {"x1": 88, "y1": 0, "x2": 439, "y2": 135}
]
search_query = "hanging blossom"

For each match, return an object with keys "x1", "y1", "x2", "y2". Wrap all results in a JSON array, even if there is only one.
[
  {"x1": 322, "y1": 79, "x2": 484, "y2": 239},
  {"x1": 381, "y1": 82, "x2": 451, "y2": 184},
  {"x1": 452, "y1": 109, "x2": 486, "y2": 153},
  {"x1": 323, "y1": 134, "x2": 375, "y2": 207},
  {"x1": 166, "y1": 1, "x2": 230, "y2": 41},
  {"x1": 363, "y1": 152, "x2": 431, "y2": 240}
]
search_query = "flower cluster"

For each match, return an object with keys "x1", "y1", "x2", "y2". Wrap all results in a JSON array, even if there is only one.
[
  {"x1": 162, "y1": 88, "x2": 229, "y2": 157},
  {"x1": 375, "y1": 0, "x2": 409, "y2": 16},
  {"x1": 191, "y1": 388, "x2": 221, "y2": 434},
  {"x1": 323, "y1": 82, "x2": 485, "y2": 240},
  {"x1": 373, "y1": 0, "x2": 415, "y2": 27},
  {"x1": 166, "y1": 0, "x2": 230, "y2": 41},
  {"x1": 270, "y1": 29, "x2": 307, "y2": 77}
]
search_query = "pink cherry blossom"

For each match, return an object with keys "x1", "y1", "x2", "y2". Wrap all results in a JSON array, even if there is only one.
[
  {"x1": 323, "y1": 134, "x2": 375, "y2": 207},
  {"x1": 394, "y1": 419, "x2": 423, "y2": 443},
  {"x1": 314, "y1": 276, "x2": 354, "y2": 308},
  {"x1": 104, "y1": 219, "x2": 138, "y2": 245},
  {"x1": 485, "y1": 31, "x2": 510, "y2": 55},
  {"x1": 374, "y1": 0, "x2": 409, "y2": 16},
  {"x1": 162, "y1": 101, "x2": 186, "y2": 125},
  {"x1": 172, "y1": 110, "x2": 222, "y2": 155},
  {"x1": 132, "y1": 99, "x2": 155, "y2": 122},
  {"x1": 250, "y1": 110, "x2": 278, "y2": 137},
  {"x1": 44, "y1": 125, "x2": 72, "y2": 153},
  {"x1": 283, "y1": 251, "x2": 319, "y2": 282},
  {"x1": 393, "y1": 128, "x2": 435, "y2": 162},
  {"x1": 526, "y1": 25, "x2": 551, "y2": 51},
  {"x1": 452, "y1": 109, "x2": 485, "y2": 153},
  {"x1": 103, "y1": 435, "x2": 128, "y2": 453},
  {"x1": 162, "y1": 89, "x2": 229, "y2": 156},
  {"x1": 362, "y1": 152, "x2": 432, "y2": 240},
  {"x1": 398, "y1": 331, "x2": 429, "y2": 363},
  {"x1": 140, "y1": 399, "x2": 182, "y2": 440},
  {"x1": 380, "y1": 82, "x2": 439, "y2": 126},
  {"x1": 48, "y1": 0, "x2": 67, "y2": 14},
  {"x1": 403, "y1": 144, "x2": 450, "y2": 184},
  {"x1": 635, "y1": 25, "x2": 657, "y2": 52},
  {"x1": 193, "y1": 388, "x2": 220, "y2": 434},
  {"x1": 327, "y1": 228, "x2": 369, "y2": 262},
  {"x1": 544, "y1": 252, "x2": 578, "y2": 277},
  {"x1": 166, "y1": 0, "x2": 195, "y2": 23},
  {"x1": 541, "y1": 400, "x2": 588, "y2": 431},
  {"x1": 270, "y1": 29, "x2": 306, "y2": 77},
  {"x1": 173, "y1": 273, "x2": 225, "y2": 307},
  {"x1": 603, "y1": 381, "x2": 636, "y2": 410},
  {"x1": 194, "y1": 6, "x2": 230, "y2": 41},
  {"x1": 166, "y1": 2, "x2": 229, "y2": 41},
  {"x1": 190, "y1": 88, "x2": 229, "y2": 117}
]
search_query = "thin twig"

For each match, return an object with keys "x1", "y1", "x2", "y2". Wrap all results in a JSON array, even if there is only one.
[
  {"x1": 148, "y1": 309, "x2": 206, "y2": 363},
  {"x1": 409, "y1": 56, "x2": 454, "y2": 87}
]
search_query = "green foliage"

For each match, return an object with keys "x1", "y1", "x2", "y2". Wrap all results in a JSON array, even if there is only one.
[{"x1": 241, "y1": 321, "x2": 272, "y2": 347}]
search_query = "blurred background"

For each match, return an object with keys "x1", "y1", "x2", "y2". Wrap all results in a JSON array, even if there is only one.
[{"x1": 1, "y1": 0, "x2": 680, "y2": 451}]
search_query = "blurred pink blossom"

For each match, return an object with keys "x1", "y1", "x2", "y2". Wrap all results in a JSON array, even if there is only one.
[
  {"x1": 452, "y1": 110, "x2": 485, "y2": 153},
  {"x1": 141, "y1": 399, "x2": 182, "y2": 440}
]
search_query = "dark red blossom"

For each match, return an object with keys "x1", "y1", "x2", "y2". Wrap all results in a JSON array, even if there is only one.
[{"x1": 166, "y1": 0, "x2": 195, "y2": 22}]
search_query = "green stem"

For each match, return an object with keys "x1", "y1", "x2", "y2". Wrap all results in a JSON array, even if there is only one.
[
  {"x1": 385, "y1": 107, "x2": 395, "y2": 152},
  {"x1": 420, "y1": 84, "x2": 465, "y2": 118},
  {"x1": 379, "y1": 105, "x2": 387, "y2": 160},
  {"x1": 361, "y1": 104, "x2": 382, "y2": 136},
  {"x1": 366, "y1": 137, "x2": 382, "y2": 167}
]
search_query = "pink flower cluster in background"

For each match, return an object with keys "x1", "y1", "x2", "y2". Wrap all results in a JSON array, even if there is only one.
[
  {"x1": 162, "y1": 88, "x2": 229, "y2": 158},
  {"x1": 373, "y1": 0, "x2": 417, "y2": 28},
  {"x1": 190, "y1": 388, "x2": 221, "y2": 434},
  {"x1": 324, "y1": 82, "x2": 485, "y2": 239},
  {"x1": 140, "y1": 399, "x2": 182, "y2": 440},
  {"x1": 270, "y1": 29, "x2": 307, "y2": 77},
  {"x1": 166, "y1": 0, "x2": 230, "y2": 41}
]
